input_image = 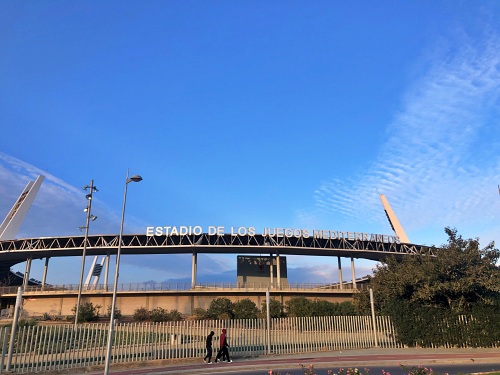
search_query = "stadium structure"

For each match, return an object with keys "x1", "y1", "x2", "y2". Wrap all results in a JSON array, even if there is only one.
[{"x1": 0, "y1": 176, "x2": 433, "y2": 318}]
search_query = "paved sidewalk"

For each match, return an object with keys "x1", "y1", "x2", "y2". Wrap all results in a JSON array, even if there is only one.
[{"x1": 69, "y1": 348, "x2": 500, "y2": 375}]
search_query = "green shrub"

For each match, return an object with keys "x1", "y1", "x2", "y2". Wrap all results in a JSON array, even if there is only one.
[
  {"x1": 218, "y1": 312, "x2": 233, "y2": 320},
  {"x1": 207, "y1": 298, "x2": 234, "y2": 319},
  {"x1": 233, "y1": 299, "x2": 259, "y2": 319},
  {"x1": 133, "y1": 307, "x2": 151, "y2": 322},
  {"x1": 72, "y1": 302, "x2": 101, "y2": 322},
  {"x1": 285, "y1": 297, "x2": 313, "y2": 317},
  {"x1": 261, "y1": 298, "x2": 284, "y2": 318},
  {"x1": 151, "y1": 307, "x2": 169, "y2": 322},
  {"x1": 192, "y1": 308, "x2": 210, "y2": 320},
  {"x1": 168, "y1": 309, "x2": 183, "y2": 321},
  {"x1": 18, "y1": 318, "x2": 38, "y2": 327},
  {"x1": 106, "y1": 306, "x2": 122, "y2": 319}
]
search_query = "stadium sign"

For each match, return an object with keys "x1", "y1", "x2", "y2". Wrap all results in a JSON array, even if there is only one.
[{"x1": 146, "y1": 226, "x2": 401, "y2": 244}]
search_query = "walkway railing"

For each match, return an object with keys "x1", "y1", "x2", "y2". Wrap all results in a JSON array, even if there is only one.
[
  {"x1": 0, "y1": 282, "x2": 365, "y2": 295},
  {"x1": 0, "y1": 316, "x2": 399, "y2": 373}
]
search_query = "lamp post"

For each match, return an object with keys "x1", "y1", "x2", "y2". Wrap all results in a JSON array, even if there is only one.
[
  {"x1": 75, "y1": 180, "x2": 98, "y2": 329},
  {"x1": 104, "y1": 171, "x2": 142, "y2": 375}
]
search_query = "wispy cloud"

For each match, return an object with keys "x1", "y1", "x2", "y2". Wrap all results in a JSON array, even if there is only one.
[
  {"x1": 0, "y1": 152, "x2": 123, "y2": 238},
  {"x1": 0, "y1": 155, "x2": 263, "y2": 283},
  {"x1": 312, "y1": 31, "x2": 500, "y2": 246}
]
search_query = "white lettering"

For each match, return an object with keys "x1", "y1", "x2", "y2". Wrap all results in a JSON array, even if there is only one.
[
  {"x1": 231, "y1": 226, "x2": 249, "y2": 236},
  {"x1": 144, "y1": 225, "x2": 398, "y2": 244},
  {"x1": 313, "y1": 230, "x2": 323, "y2": 239}
]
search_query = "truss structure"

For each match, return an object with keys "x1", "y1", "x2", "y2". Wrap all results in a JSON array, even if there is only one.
[{"x1": 0, "y1": 233, "x2": 435, "y2": 269}]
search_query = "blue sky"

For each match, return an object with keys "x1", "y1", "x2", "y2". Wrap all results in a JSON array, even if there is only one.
[{"x1": 1, "y1": 1, "x2": 500, "y2": 286}]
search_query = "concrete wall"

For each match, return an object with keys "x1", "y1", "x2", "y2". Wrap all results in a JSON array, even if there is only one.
[{"x1": 18, "y1": 291, "x2": 354, "y2": 318}]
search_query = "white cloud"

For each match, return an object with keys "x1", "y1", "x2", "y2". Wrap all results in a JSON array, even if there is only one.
[
  {"x1": 311, "y1": 32, "x2": 500, "y2": 247},
  {"x1": 0, "y1": 155, "x2": 279, "y2": 284}
]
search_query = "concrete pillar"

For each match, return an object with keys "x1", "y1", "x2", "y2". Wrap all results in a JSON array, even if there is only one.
[
  {"x1": 85, "y1": 257, "x2": 98, "y2": 287},
  {"x1": 337, "y1": 256, "x2": 343, "y2": 289},
  {"x1": 351, "y1": 257, "x2": 356, "y2": 289},
  {"x1": 269, "y1": 254, "x2": 274, "y2": 289},
  {"x1": 276, "y1": 253, "x2": 281, "y2": 289},
  {"x1": 22, "y1": 258, "x2": 32, "y2": 289},
  {"x1": 41, "y1": 257, "x2": 50, "y2": 290},
  {"x1": 191, "y1": 252, "x2": 197, "y2": 288},
  {"x1": 103, "y1": 253, "x2": 110, "y2": 290}
]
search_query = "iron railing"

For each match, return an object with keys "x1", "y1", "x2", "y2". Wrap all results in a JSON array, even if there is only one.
[{"x1": 0, "y1": 316, "x2": 399, "y2": 373}]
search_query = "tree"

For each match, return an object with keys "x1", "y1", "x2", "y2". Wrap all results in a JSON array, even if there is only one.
[
  {"x1": 168, "y1": 309, "x2": 183, "y2": 321},
  {"x1": 72, "y1": 302, "x2": 101, "y2": 322},
  {"x1": 150, "y1": 307, "x2": 170, "y2": 322},
  {"x1": 261, "y1": 298, "x2": 284, "y2": 318},
  {"x1": 311, "y1": 300, "x2": 357, "y2": 316},
  {"x1": 107, "y1": 306, "x2": 122, "y2": 319},
  {"x1": 356, "y1": 227, "x2": 500, "y2": 314},
  {"x1": 207, "y1": 298, "x2": 234, "y2": 319},
  {"x1": 133, "y1": 307, "x2": 151, "y2": 322},
  {"x1": 352, "y1": 228, "x2": 500, "y2": 347},
  {"x1": 285, "y1": 297, "x2": 314, "y2": 317},
  {"x1": 233, "y1": 299, "x2": 259, "y2": 319},
  {"x1": 191, "y1": 308, "x2": 210, "y2": 320},
  {"x1": 337, "y1": 301, "x2": 358, "y2": 315}
]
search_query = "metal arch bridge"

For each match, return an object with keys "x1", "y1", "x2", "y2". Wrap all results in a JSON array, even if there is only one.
[{"x1": 0, "y1": 233, "x2": 435, "y2": 268}]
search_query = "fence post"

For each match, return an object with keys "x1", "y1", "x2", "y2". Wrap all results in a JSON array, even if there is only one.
[
  {"x1": 0, "y1": 326, "x2": 10, "y2": 373},
  {"x1": 6, "y1": 287, "x2": 23, "y2": 372},
  {"x1": 370, "y1": 288, "x2": 379, "y2": 347},
  {"x1": 266, "y1": 288, "x2": 271, "y2": 354}
]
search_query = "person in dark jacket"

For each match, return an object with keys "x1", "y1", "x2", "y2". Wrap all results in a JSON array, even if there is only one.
[
  {"x1": 214, "y1": 328, "x2": 232, "y2": 363},
  {"x1": 203, "y1": 331, "x2": 215, "y2": 364}
]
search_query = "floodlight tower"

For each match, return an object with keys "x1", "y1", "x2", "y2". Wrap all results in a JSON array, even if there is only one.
[{"x1": 75, "y1": 180, "x2": 98, "y2": 328}]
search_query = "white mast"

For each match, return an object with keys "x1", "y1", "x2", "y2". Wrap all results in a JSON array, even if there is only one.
[
  {"x1": 379, "y1": 194, "x2": 410, "y2": 244},
  {"x1": 0, "y1": 175, "x2": 45, "y2": 240}
]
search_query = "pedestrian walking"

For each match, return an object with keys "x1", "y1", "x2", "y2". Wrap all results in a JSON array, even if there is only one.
[
  {"x1": 214, "y1": 328, "x2": 232, "y2": 363},
  {"x1": 203, "y1": 331, "x2": 215, "y2": 364}
]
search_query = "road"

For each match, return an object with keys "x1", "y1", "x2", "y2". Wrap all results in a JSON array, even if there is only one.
[{"x1": 73, "y1": 348, "x2": 500, "y2": 375}]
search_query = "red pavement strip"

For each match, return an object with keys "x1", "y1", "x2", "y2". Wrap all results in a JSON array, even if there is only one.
[{"x1": 78, "y1": 351, "x2": 500, "y2": 375}]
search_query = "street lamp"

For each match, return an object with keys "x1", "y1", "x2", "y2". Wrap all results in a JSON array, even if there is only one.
[
  {"x1": 75, "y1": 180, "x2": 98, "y2": 329},
  {"x1": 104, "y1": 171, "x2": 142, "y2": 375}
]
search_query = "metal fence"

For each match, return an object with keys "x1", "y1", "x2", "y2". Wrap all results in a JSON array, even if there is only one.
[{"x1": 0, "y1": 316, "x2": 399, "y2": 373}]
